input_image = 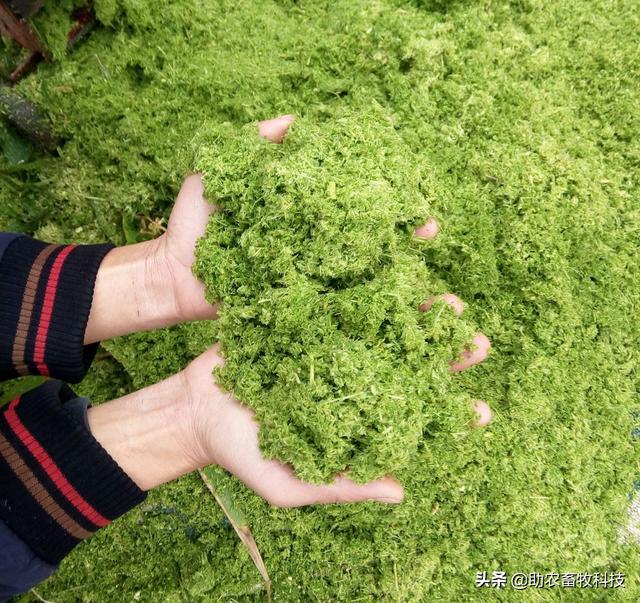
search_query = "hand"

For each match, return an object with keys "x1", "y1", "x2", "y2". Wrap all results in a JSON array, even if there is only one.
[
  {"x1": 149, "y1": 115, "x2": 298, "y2": 323},
  {"x1": 84, "y1": 116, "x2": 297, "y2": 344},
  {"x1": 87, "y1": 345, "x2": 404, "y2": 505},
  {"x1": 415, "y1": 214, "x2": 492, "y2": 426},
  {"x1": 88, "y1": 330, "x2": 490, "y2": 506},
  {"x1": 181, "y1": 346, "x2": 406, "y2": 506},
  {"x1": 157, "y1": 117, "x2": 493, "y2": 457}
]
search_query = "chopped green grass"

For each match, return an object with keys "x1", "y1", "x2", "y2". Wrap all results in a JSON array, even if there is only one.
[
  {"x1": 193, "y1": 110, "x2": 477, "y2": 483},
  {"x1": 2, "y1": 0, "x2": 638, "y2": 600}
]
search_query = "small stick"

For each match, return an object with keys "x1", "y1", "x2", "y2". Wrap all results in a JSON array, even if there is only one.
[
  {"x1": 198, "y1": 467, "x2": 272, "y2": 601},
  {"x1": 0, "y1": 1, "x2": 47, "y2": 55},
  {"x1": 0, "y1": 82, "x2": 60, "y2": 151},
  {"x1": 30, "y1": 589, "x2": 57, "y2": 603}
]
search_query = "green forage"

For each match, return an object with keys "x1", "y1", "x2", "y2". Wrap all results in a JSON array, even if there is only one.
[
  {"x1": 2, "y1": 0, "x2": 639, "y2": 600},
  {"x1": 193, "y1": 109, "x2": 476, "y2": 483}
]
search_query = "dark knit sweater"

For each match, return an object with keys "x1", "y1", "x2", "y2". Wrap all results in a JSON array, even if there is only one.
[{"x1": 0, "y1": 234, "x2": 146, "y2": 600}]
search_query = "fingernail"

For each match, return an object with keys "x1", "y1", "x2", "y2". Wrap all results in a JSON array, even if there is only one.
[
  {"x1": 414, "y1": 218, "x2": 439, "y2": 240},
  {"x1": 472, "y1": 399, "x2": 492, "y2": 427}
]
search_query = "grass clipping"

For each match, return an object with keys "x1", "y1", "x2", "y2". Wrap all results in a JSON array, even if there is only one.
[{"x1": 193, "y1": 108, "x2": 477, "y2": 483}]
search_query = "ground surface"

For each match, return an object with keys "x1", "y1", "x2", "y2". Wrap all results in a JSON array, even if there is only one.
[{"x1": 1, "y1": 0, "x2": 639, "y2": 601}]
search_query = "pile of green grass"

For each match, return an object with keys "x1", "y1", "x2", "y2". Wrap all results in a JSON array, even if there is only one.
[
  {"x1": 193, "y1": 111, "x2": 477, "y2": 483},
  {"x1": 1, "y1": 0, "x2": 638, "y2": 600}
]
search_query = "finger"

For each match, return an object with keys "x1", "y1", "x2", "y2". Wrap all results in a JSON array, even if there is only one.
[
  {"x1": 254, "y1": 466, "x2": 405, "y2": 508},
  {"x1": 168, "y1": 173, "x2": 216, "y2": 251},
  {"x1": 258, "y1": 114, "x2": 294, "y2": 143},
  {"x1": 312, "y1": 473, "x2": 404, "y2": 506},
  {"x1": 471, "y1": 399, "x2": 492, "y2": 427},
  {"x1": 450, "y1": 332, "x2": 491, "y2": 373},
  {"x1": 420, "y1": 293, "x2": 464, "y2": 317},
  {"x1": 414, "y1": 218, "x2": 439, "y2": 240}
]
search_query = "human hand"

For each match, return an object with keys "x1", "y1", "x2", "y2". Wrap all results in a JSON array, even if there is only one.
[
  {"x1": 148, "y1": 115, "x2": 302, "y2": 324},
  {"x1": 87, "y1": 344, "x2": 403, "y2": 504},
  {"x1": 183, "y1": 320, "x2": 491, "y2": 503},
  {"x1": 84, "y1": 116, "x2": 297, "y2": 344},
  {"x1": 179, "y1": 345, "x2": 407, "y2": 506},
  {"x1": 87, "y1": 114, "x2": 492, "y2": 503},
  {"x1": 88, "y1": 324, "x2": 490, "y2": 507}
]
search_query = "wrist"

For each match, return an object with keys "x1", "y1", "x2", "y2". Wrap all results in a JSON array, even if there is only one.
[
  {"x1": 87, "y1": 370, "x2": 202, "y2": 490},
  {"x1": 85, "y1": 238, "x2": 181, "y2": 344}
]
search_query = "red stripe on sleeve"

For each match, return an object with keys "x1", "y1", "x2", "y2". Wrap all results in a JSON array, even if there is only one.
[
  {"x1": 32, "y1": 245, "x2": 77, "y2": 376},
  {"x1": 6, "y1": 397, "x2": 111, "y2": 528}
]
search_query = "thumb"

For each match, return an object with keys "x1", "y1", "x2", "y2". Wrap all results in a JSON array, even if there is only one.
[
  {"x1": 166, "y1": 173, "x2": 215, "y2": 263},
  {"x1": 169, "y1": 114, "x2": 294, "y2": 250}
]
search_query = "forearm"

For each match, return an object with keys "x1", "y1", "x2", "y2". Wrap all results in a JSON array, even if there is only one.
[
  {"x1": 87, "y1": 371, "x2": 199, "y2": 491},
  {"x1": 84, "y1": 239, "x2": 181, "y2": 345},
  {"x1": 0, "y1": 233, "x2": 181, "y2": 380},
  {"x1": 0, "y1": 381, "x2": 146, "y2": 567},
  {"x1": 0, "y1": 372, "x2": 199, "y2": 598}
]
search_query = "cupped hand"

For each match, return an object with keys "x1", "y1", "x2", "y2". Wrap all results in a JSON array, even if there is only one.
[
  {"x1": 159, "y1": 115, "x2": 492, "y2": 386},
  {"x1": 87, "y1": 115, "x2": 492, "y2": 503},
  {"x1": 151, "y1": 116, "x2": 297, "y2": 324},
  {"x1": 181, "y1": 345, "x2": 405, "y2": 507}
]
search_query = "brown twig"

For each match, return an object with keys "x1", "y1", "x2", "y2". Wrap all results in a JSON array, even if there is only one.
[
  {"x1": 0, "y1": 1, "x2": 48, "y2": 57},
  {"x1": 0, "y1": 81, "x2": 60, "y2": 151}
]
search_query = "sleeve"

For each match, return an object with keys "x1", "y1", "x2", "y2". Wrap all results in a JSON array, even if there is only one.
[
  {"x1": 0, "y1": 380, "x2": 147, "y2": 569},
  {"x1": 0, "y1": 520, "x2": 57, "y2": 602},
  {"x1": 0, "y1": 235, "x2": 114, "y2": 383}
]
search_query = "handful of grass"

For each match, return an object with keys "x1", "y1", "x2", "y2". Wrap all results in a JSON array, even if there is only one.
[{"x1": 194, "y1": 108, "x2": 478, "y2": 483}]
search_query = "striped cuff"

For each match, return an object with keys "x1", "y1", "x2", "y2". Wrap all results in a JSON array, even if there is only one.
[
  {"x1": 0, "y1": 236, "x2": 113, "y2": 382},
  {"x1": 0, "y1": 381, "x2": 146, "y2": 564}
]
